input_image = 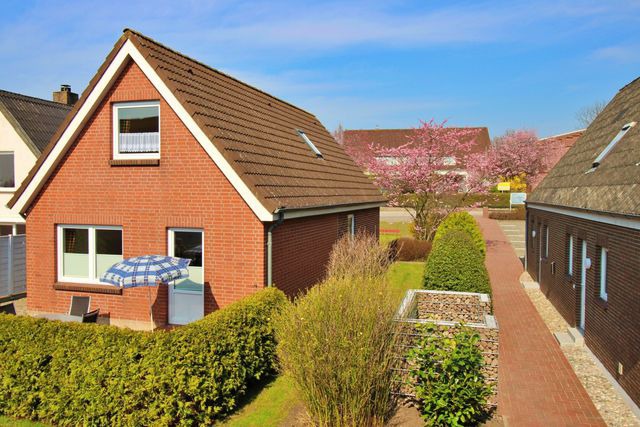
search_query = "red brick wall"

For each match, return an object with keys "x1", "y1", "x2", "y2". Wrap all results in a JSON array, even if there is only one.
[
  {"x1": 26, "y1": 60, "x2": 265, "y2": 328},
  {"x1": 526, "y1": 207, "x2": 640, "y2": 405},
  {"x1": 271, "y1": 207, "x2": 379, "y2": 297}
]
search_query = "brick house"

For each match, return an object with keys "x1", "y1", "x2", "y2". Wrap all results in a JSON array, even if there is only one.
[
  {"x1": 8, "y1": 29, "x2": 385, "y2": 330},
  {"x1": 526, "y1": 76, "x2": 640, "y2": 405},
  {"x1": 0, "y1": 88, "x2": 73, "y2": 235},
  {"x1": 529, "y1": 129, "x2": 584, "y2": 190}
]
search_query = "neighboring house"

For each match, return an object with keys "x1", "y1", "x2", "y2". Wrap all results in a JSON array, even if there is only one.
[
  {"x1": 342, "y1": 127, "x2": 491, "y2": 169},
  {"x1": 0, "y1": 88, "x2": 73, "y2": 235},
  {"x1": 526, "y1": 76, "x2": 640, "y2": 405},
  {"x1": 8, "y1": 29, "x2": 385, "y2": 330},
  {"x1": 529, "y1": 129, "x2": 584, "y2": 190}
]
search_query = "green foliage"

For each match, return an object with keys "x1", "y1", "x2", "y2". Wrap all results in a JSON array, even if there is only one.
[
  {"x1": 0, "y1": 288, "x2": 287, "y2": 426},
  {"x1": 432, "y1": 211, "x2": 486, "y2": 258},
  {"x1": 488, "y1": 207, "x2": 525, "y2": 220},
  {"x1": 407, "y1": 323, "x2": 493, "y2": 427},
  {"x1": 424, "y1": 231, "x2": 491, "y2": 294},
  {"x1": 276, "y1": 270, "x2": 399, "y2": 425}
]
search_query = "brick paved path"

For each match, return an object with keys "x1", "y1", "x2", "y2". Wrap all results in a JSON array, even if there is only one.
[{"x1": 476, "y1": 216, "x2": 604, "y2": 426}]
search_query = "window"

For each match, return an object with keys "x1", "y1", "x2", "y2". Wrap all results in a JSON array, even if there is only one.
[
  {"x1": 168, "y1": 229, "x2": 203, "y2": 291},
  {"x1": 544, "y1": 225, "x2": 549, "y2": 258},
  {"x1": 599, "y1": 247, "x2": 608, "y2": 301},
  {"x1": 442, "y1": 156, "x2": 457, "y2": 166},
  {"x1": 0, "y1": 152, "x2": 15, "y2": 188},
  {"x1": 347, "y1": 214, "x2": 355, "y2": 237},
  {"x1": 587, "y1": 121, "x2": 636, "y2": 173},
  {"x1": 296, "y1": 129, "x2": 323, "y2": 158},
  {"x1": 567, "y1": 234, "x2": 574, "y2": 276},
  {"x1": 113, "y1": 101, "x2": 160, "y2": 159},
  {"x1": 57, "y1": 225, "x2": 122, "y2": 283}
]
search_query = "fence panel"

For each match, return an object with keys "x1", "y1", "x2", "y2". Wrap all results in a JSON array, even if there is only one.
[{"x1": 0, "y1": 235, "x2": 26, "y2": 298}]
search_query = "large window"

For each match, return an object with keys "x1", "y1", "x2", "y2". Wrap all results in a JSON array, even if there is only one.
[
  {"x1": 113, "y1": 101, "x2": 160, "y2": 159},
  {"x1": 57, "y1": 225, "x2": 122, "y2": 283},
  {"x1": 0, "y1": 152, "x2": 15, "y2": 188},
  {"x1": 168, "y1": 229, "x2": 203, "y2": 291},
  {"x1": 599, "y1": 247, "x2": 608, "y2": 301}
]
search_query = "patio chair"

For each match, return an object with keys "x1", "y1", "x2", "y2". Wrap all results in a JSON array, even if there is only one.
[
  {"x1": 82, "y1": 309, "x2": 100, "y2": 323},
  {"x1": 0, "y1": 303, "x2": 16, "y2": 315},
  {"x1": 69, "y1": 296, "x2": 91, "y2": 317}
]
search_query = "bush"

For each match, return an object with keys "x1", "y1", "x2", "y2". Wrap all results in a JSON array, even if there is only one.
[
  {"x1": 389, "y1": 237, "x2": 432, "y2": 261},
  {"x1": 407, "y1": 323, "x2": 493, "y2": 426},
  {"x1": 424, "y1": 231, "x2": 491, "y2": 294},
  {"x1": 488, "y1": 207, "x2": 526, "y2": 220},
  {"x1": 0, "y1": 288, "x2": 287, "y2": 426},
  {"x1": 278, "y1": 239, "x2": 399, "y2": 426},
  {"x1": 326, "y1": 231, "x2": 391, "y2": 281},
  {"x1": 432, "y1": 211, "x2": 485, "y2": 257}
]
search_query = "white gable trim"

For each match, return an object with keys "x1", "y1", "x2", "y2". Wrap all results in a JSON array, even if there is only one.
[
  {"x1": 527, "y1": 202, "x2": 640, "y2": 231},
  {"x1": 12, "y1": 40, "x2": 275, "y2": 222}
]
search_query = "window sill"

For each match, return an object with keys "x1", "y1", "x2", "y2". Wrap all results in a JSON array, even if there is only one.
[
  {"x1": 54, "y1": 282, "x2": 123, "y2": 295},
  {"x1": 109, "y1": 159, "x2": 160, "y2": 166},
  {"x1": 0, "y1": 188, "x2": 16, "y2": 193}
]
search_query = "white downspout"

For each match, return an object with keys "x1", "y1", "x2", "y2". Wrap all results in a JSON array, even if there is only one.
[{"x1": 266, "y1": 210, "x2": 285, "y2": 287}]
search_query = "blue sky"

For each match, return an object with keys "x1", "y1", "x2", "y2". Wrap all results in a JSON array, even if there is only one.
[{"x1": 1, "y1": 0, "x2": 639, "y2": 138}]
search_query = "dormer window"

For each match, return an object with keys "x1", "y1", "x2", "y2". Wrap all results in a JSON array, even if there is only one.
[
  {"x1": 587, "y1": 121, "x2": 636, "y2": 173},
  {"x1": 297, "y1": 129, "x2": 323, "y2": 158},
  {"x1": 113, "y1": 101, "x2": 160, "y2": 159}
]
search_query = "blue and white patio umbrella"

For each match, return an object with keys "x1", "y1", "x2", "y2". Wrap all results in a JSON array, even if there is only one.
[{"x1": 100, "y1": 255, "x2": 191, "y2": 328}]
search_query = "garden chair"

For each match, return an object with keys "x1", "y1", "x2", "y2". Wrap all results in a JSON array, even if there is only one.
[
  {"x1": 69, "y1": 296, "x2": 91, "y2": 317},
  {"x1": 0, "y1": 303, "x2": 16, "y2": 315},
  {"x1": 82, "y1": 309, "x2": 100, "y2": 323}
]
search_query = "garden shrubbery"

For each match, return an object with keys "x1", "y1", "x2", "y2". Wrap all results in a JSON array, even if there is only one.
[
  {"x1": 277, "y1": 233, "x2": 399, "y2": 426},
  {"x1": 424, "y1": 230, "x2": 491, "y2": 294},
  {"x1": 0, "y1": 288, "x2": 287, "y2": 426},
  {"x1": 389, "y1": 237, "x2": 432, "y2": 261},
  {"x1": 488, "y1": 207, "x2": 526, "y2": 220},
  {"x1": 432, "y1": 211, "x2": 486, "y2": 257}
]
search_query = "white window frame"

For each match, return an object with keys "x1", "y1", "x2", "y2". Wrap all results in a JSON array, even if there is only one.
[
  {"x1": 599, "y1": 247, "x2": 608, "y2": 301},
  {"x1": 544, "y1": 225, "x2": 549, "y2": 258},
  {"x1": 57, "y1": 225, "x2": 123, "y2": 284},
  {"x1": 0, "y1": 151, "x2": 15, "y2": 191},
  {"x1": 567, "y1": 234, "x2": 574, "y2": 276},
  {"x1": 112, "y1": 101, "x2": 161, "y2": 160},
  {"x1": 347, "y1": 214, "x2": 355, "y2": 237},
  {"x1": 168, "y1": 228, "x2": 204, "y2": 290}
]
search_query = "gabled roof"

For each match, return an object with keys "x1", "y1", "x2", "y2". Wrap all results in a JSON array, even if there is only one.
[
  {"x1": 538, "y1": 129, "x2": 585, "y2": 149},
  {"x1": 9, "y1": 29, "x2": 385, "y2": 220},
  {"x1": 529, "y1": 77, "x2": 640, "y2": 217},
  {"x1": 342, "y1": 127, "x2": 491, "y2": 158},
  {"x1": 0, "y1": 90, "x2": 71, "y2": 156}
]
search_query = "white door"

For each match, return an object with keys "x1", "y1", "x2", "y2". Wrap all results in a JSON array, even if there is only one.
[
  {"x1": 168, "y1": 229, "x2": 204, "y2": 325},
  {"x1": 579, "y1": 240, "x2": 587, "y2": 331}
]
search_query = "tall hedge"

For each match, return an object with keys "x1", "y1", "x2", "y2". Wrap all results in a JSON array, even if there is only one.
[
  {"x1": 432, "y1": 211, "x2": 486, "y2": 257},
  {"x1": 424, "y1": 230, "x2": 491, "y2": 294},
  {"x1": 0, "y1": 288, "x2": 287, "y2": 426}
]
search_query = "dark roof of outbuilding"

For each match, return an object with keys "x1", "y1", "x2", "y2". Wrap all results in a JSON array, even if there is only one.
[
  {"x1": 0, "y1": 90, "x2": 71, "y2": 155},
  {"x1": 529, "y1": 77, "x2": 640, "y2": 217}
]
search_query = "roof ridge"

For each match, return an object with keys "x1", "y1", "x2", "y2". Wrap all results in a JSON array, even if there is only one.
[
  {"x1": 0, "y1": 89, "x2": 72, "y2": 110},
  {"x1": 539, "y1": 129, "x2": 585, "y2": 140},
  {"x1": 123, "y1": 28, "x2": 316, "y2": 118}
]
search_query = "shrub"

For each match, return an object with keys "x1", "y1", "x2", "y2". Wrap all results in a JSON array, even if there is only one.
[
  {"x1": 278, "y1": 241, "x2": 399, "y2": 426},
  {"x1": 424, "y1": 231, "x2": 491, "y2": 294},
  {"x1": 432, "y1": 211, "x2": 485, "y2": 257},
  {"x1": 0, "y1": 288, "x2": 287, "y2": 426},
  {"x1": 389, "y1": 237, "x2": 432, "y2": 261},
  {"x1": 326, "y1": 231, "x2": 391, "y2": 281},
  {"x1": 407, "y1": 323, "x2": 493, "y2": 426},
  {"x1": 488, "y1": 207, "x2": 525, "y2": 220}
]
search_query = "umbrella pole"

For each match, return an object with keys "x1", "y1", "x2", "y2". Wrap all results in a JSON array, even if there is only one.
[{"x1": 147, "y1": 286, "x2": 154, "y2": 330}]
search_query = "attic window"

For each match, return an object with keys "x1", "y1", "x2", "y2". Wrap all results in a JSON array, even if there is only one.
[
  {"x1": 297, "y1": 130, "x2": 323, "y2": 158},
  {"x1": 587, "y1": 121, "x2": 636, "y2": 173},
  {"x1": 113, "y1": 101, "x2": 160, "y2": 160}
]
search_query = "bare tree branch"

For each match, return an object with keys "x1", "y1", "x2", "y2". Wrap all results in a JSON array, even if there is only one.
[{"x1": 576, "y1": 100, "x2": 607, "y2": 128}]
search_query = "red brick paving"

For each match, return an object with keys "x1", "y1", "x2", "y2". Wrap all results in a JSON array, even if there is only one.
[{"x1": 476, "y1": 216, "x2": 604, "y2": 426}]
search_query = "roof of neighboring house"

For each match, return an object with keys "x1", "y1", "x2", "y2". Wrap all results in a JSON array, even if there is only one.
[
  {"x1": 0, "y1": 90, "x2": 71, "y2": 156},
  {"x1": 538, "y1": 129, "x2": 585, "y2": 148},
  {"x1": 529, "y1": 77, "x2": 640, "y2": 217},
  {"x1": 9, "y1": 29, "x2": 385, "y2": 217},
  {"x1": 342, "y1": 127, "x2": 491, "y2": 159}
]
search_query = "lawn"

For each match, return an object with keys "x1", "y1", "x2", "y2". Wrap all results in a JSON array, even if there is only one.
[
  {"x1": 380, "y1": 220, "x2": 413, "y2": 245},
  {"x1": 0, "y1": 417, "x2": 47, "y2": 426},
  {"x1": 387, "y1": 261, "x2": 425, "y2": 301}
]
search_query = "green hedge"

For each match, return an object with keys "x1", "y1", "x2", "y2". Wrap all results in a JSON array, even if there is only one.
[
  {"x1": 424, "y1": 231, "x2": 491, "y2": 294},
  {"x1": 432, "y1": 211, "x2": 485, "y2": 257},
  {"x1": 0, "y1": 288, "x2": 287, "y2": 426}
]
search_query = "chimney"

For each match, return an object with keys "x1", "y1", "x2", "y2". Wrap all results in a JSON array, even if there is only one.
[{"x1": 52, "y1": 84, "x2": 78, "y2": 106}]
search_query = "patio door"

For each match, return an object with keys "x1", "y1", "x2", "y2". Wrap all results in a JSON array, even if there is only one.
[
  {"x1": 579, "y1": 239, "x2": 587, "y2": 331},
  {"x1": 168, "y1": 229, "x2": 204, "y2": 325}
]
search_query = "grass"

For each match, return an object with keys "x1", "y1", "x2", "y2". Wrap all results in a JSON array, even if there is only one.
[
  {"x1": 0, "y1": 417, "x2": 47, "y2": 426},
  {"x1": 380, "y1": 220, "x2": 413, "y2": 246},
  {"x1": 221, "y1": 375, "x2": 300, "y2": 427},
  {"x1": 387, "y1": 261, "x2": 425, "y2": 301}
]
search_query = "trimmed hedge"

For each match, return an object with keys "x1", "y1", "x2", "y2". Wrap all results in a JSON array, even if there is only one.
[
  {"x1": 432, "y1": 211, "x2": 485, "y2": 257},
  {"x1": 0, "y1": 288, "x2": 287, "y2": 426},
  {"x1": 488, "y1": 207, "x2": 526, "y2": 220},
  {"x1": 424, "y1": 231, "x2": 491, "y2": 294},
  {"x1": 388, "y1": 237, "x2": 432, "y2": 261}
]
